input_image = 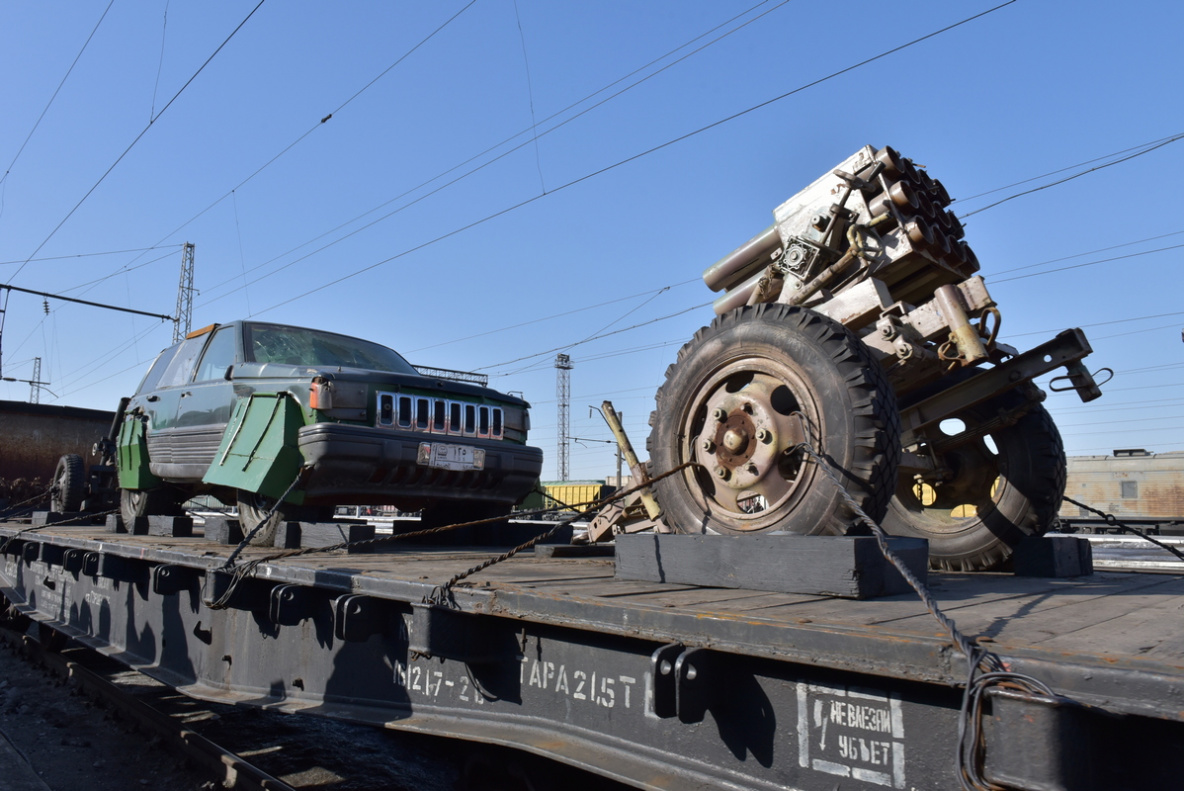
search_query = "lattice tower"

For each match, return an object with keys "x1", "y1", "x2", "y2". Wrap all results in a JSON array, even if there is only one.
[
  {"x1": 173, "y1": 242, "x2": 195, "y2": 343},
  {"x1": 555, "y1": 353, "x2": 573, "y2": 480}
]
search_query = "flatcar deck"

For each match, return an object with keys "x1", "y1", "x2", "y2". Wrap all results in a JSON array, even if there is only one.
[{"x1": 2, "y1": 521, "x2": 1182, "y2": 791}]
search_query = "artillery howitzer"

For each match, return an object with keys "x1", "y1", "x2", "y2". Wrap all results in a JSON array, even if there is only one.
[{"x1": 643, "y1": 145, "x2": 1104, "y2": 570}]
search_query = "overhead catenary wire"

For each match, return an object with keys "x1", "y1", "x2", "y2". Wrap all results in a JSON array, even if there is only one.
[
  {"x1": 406, "y1": 279, "x2": 700, "y2": 354},
  {"x1": 247, "y1": 3, "x2": 1019, "y2": 318},
  {"x1": 185, "y1": 0, "x2": 790, "y2": 304},
  {"x1": 987, "y1": 229, "x2": 1184, "y2": 277},
  {"x1": 955, "y1": 133, "x2": 1184, "y2": 212},
  {"x1": 990, "y1": 244, "x2": 1183, "y2": 284},
  {"x1": 126, "y1": 0, "x2": 483, "y2": 300},
  {"x1": 0, "y1": 244, "x2": 184, "y2": 267},
  {"x1": 0, "y1": 0, "x2": 116, "y2": 205},
  {"x1": 7, "y1": 0, "x2": 268, "y2": 284}
]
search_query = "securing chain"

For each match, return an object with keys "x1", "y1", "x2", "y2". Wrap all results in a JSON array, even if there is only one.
[
  {"x1": 789, "y1": 442, "x2": 1071, "y2": 791},
  {"x1": 0, "y1": 486, "x2": 53, "y2": 522},
  {"x1": 426, "y1": 462, "x2": 696, "y2": 606},
  {"x1": 0, "y1": 509, "x2": 119, "y2": 556},
  {"x1": 1062, "y1": 496, "x2": 1184, "y2": 563},
  {"x1": 206, "y1": 463, "x2": 696, "y2": 611},
  {"x1": 221, "y1": 469, "x2": 309, "y2": 570},
  {"x1": 427, "y1": 517, "x2": 578, "y2": 607}
]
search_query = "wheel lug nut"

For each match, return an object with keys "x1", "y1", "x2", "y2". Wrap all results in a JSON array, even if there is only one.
[
  {"x1": 712, "y1": 408, "x2": 728, "y2": 421},
  {"x1": 715, "y1": 467, "x2": 730, "y2": 480},
  {"x1": 756, "y1": 429, "x2": 771, "y2": 443},
  {"x1": 701, "y1": 439, "x2": 716, "y2": 452}
]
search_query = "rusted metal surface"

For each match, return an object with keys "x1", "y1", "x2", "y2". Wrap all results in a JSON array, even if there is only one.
[
  {"x1": 1060, "y1": 450, "x2": 1184, "y2": 520},
  {"x1": 2, "y1": 521, "x2": 1184, "y2": 790},
  {"x1": 0, "y1": 399, "x2": 113, "y2": 483}
]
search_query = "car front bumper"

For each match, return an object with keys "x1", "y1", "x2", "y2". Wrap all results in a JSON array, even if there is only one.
[{"x1": 297, "y1": 423, "x2": 544, "y2": 507}]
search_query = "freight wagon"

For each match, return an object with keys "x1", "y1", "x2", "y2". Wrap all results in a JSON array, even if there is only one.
[
  {"x1": 1058, "y1": 449, "x2": 1184, "y2": 533},
  {"x1": 518, "y1": 480, "x2": 617, "y2": 516}
]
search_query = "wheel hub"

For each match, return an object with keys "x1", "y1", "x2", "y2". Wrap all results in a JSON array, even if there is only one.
[{"x1": 695, "y1": 391, "x2": 787, "y2": 491}]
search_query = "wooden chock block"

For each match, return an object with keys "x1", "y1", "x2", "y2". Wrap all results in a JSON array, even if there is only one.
[
  {"x1": 615, "y1": 534, "x2": 928, "y2": 599},
  {"x1": 1012, "y1": 536, "x2": 1093, "y2": 577}
]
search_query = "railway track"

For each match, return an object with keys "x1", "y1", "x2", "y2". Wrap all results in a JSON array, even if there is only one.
[{"x1": 0, "y1": 619, "x2": 626, "y2": 791}]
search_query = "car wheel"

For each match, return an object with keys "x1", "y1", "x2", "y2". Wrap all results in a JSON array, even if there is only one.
[
  {"x1": 120, "y1": 487, "x2": 182, "y2": 529},
  {"x1": 236, "y1": 490, "x2": 334, "y2": 547},
  {"x1": 50, "y1": 454, "x2": 85, "y2": 513}
]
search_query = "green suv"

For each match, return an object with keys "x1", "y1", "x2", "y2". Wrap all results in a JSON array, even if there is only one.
[{"x1": 115, "y1": 320, "x2": 543, "y2": 544}]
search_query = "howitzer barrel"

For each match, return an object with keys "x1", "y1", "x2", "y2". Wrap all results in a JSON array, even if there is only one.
[
  {"x1": 703, "y1": 224, "x2": 781, "y2": 292},
  {"x1": 711, "y1": 269, "x2": 783, "y2": 315}
]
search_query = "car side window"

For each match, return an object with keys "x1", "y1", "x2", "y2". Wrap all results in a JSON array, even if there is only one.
[
  {"x1": 194, "y1": 327, "x2": 237, "y2": 382},
  {"x1": 135, "y1": 346, "x2": 181, "y2": 394},
  {"x1": 156, "y1": 335, "x2": 209, "y2": 388}
]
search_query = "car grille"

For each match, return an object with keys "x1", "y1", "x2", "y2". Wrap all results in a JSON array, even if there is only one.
[{"x1": 376, "y1": 392, "x2": 503, "y2": 441}]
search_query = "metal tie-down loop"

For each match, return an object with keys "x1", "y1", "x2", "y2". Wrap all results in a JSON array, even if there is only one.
[{"x1": 787, "y1": 441, "x2": 1075, "y2": 791}]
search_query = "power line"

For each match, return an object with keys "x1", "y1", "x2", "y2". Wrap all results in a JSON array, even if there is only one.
[
  {"x1": 136, "y1": 0, "x2": 481, "y2": 300},
  {"x1": 0, "y1": 244, "x2": 184, "y2": 266},
  {"x1": 195, "y1": 1, "x2": 792, "y2": 308},
  {"x1": 0, "y1": 0, "x2": 116, "y2": 200},
  {"x1": 1006, "y1": 310, "x2": 1184, "y2": 339},
  {"x1": 477, "y1": 302, "x2": 713, "y2": 373},
  {"x1": 8, "y1": 0, "x2": 268, "y2": 284},
  {"x1": 988, "y1": 229, "x2": 1184, "y2": 276},
  {"x1": 406, "y1": 279, "x2": 700, "y2": 354},
  {"x1": 957, "y1": 132, "x2": 1184, "y2": 219},
  {"x1": 63, "y1": 249, "x2": 180, "y2": 297},
  {"x1": 194, "y1": 2, "x2": 790, "y2": 307},
  {"x1": 956, "y1": 133, "x2": 1184, "y2": 205},
  {"x1": 249, "y1": 3, "x2": 1017, "y2": 318},
  {"x1": 990, "y1": 244, "x2": 1183, "y2": 284}
]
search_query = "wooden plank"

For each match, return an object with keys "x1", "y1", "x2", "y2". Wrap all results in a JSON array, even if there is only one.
[
  {"x1": 615, "y1": 534, "x2": 928, "y2": 599},
  {"x1": 275, "y1": 521, "x2": 375, "y2": 551}
]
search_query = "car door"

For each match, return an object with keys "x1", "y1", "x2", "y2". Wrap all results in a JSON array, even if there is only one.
[
  {"x1": 171, "y1": 324, "x2": 240, "y2": 477},
  {"x1": 141, "y1": 331, "x2": 211, "y2": 480}
]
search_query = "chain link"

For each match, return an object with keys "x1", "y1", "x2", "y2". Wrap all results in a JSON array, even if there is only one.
[
  {"x1": 1062, "y1": 496, "x2": 1184, "y2": 563},
  {"x1": 787, "y1": 442, "x2": 1070, "y2": 791},
  {"x1": 0, "y1": 486, "x2": 53, "y2": 522},
  {"x1": 0, "y1": 508, "x2": 117, "y2": 554}
]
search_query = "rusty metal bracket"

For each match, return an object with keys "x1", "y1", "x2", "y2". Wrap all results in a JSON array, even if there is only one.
[
  {"x1": 601, "y1": 401, "x2": 661, "y2": 522},
  {"x1": 1049, "y1": 362, "x2": 1110, "y2": 401},
  {"x1": 899, "y1": 328, "x2": 1096, "y2": 445},
  {"x1": 647, "y1": 643, "x2": 720, "y2": 723}
]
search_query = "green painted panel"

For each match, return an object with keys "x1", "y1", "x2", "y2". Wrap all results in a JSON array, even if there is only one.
[
  {"x1": 116, "y1": 415, "x2": 160, "y2": 490},
  {"x1": 202, "y1": 393, "x2": 306, "y2": 503}
]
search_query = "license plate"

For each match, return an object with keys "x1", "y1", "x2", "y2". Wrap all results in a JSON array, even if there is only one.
[{"x1": 417, "y1": 442, "x2": 485, "y2": 471}]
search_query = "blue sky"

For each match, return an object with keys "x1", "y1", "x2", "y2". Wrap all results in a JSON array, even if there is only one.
[{"x1": 1, "y1": 0, "x2": 1181, "y2": 481}]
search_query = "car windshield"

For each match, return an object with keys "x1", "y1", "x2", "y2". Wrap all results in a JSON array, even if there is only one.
[{"x1": 243, "y1": 322, "x2": 419, "y2": 374}]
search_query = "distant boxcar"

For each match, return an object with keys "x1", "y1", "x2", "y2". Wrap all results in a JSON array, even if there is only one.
[
  {"x1": 1059, "y1": 449, "x2": 1184, "y2": 522},
  {"x1": 517, "y1": 480, "x2": 615, "y2": 517}
]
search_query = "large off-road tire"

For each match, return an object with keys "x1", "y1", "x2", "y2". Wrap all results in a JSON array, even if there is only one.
[
  {"x1": 236, "y1": 490, "x2": 333, "y2": 547},
  {"x1": 881, "y1": 385, "x2": 1066, "y2": 571},
  {"x1": 50, "y1": 454, "x2": 85, "y2": 513},
  {"x1": 120, "y1": 487, "x2": 183, "y2": 529},
  {"x1": 647, "y1": 304, "x2": 900, "y2": 536}
]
